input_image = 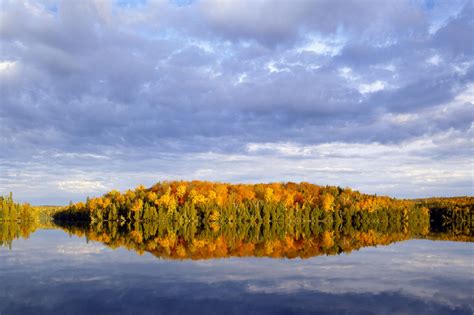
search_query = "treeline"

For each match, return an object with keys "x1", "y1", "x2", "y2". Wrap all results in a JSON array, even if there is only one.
[
  {"x1": 0, "y1": 193, "x2": 38, "y2": 222},
  {"x1": 0, "y1": 193, "x2": 64, "y2": 223},
  {"x1": 54, "y1": 181, "x2": 427, "y2": 226}
]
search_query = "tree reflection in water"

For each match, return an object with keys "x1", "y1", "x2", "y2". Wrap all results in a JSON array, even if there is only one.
[
  {"x1": 1, "y1": 202, "x2": 471, "y2": 257},
  {"x1": 53, "y1": 211, "x2": 470, "y2": 259}
]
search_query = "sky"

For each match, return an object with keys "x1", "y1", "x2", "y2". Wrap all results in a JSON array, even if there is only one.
[{"x1": 0, "y1": 0, "x2": 473, "y2": 204}]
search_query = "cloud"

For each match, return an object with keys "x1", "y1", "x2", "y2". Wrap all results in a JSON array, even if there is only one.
[
  {"x1": 359, "y1": 80, "x2": 386, "y2": 94},
  {"x1": 197, "y1": 0, "x2": 430, "y2": 47},
  {"x1": 57, "y1": 243, "x2": 105, "y2": 256},
  {"x1": 0, "y1": 0, "x2": 472, "y2": 203},
  {"x1": 57, "y1": 180, "x2": 109, "y2": 193},
  {"x1": 0, "y1": 60, "x2": 17, "y2": 73}
]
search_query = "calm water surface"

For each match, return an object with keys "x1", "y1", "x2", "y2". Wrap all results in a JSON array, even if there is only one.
[{"x1": 0, "y1": 228, "x2": 473, "y2": 315}]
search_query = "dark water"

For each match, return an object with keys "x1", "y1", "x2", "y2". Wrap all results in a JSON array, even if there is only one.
[{"x1": 0, "y1": 228, "x2": 473, "y2": 315}]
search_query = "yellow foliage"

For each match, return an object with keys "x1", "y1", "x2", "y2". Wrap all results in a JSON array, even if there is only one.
[
  {"x1": 156, "y1": 187, "x2": 177, "y2": 211},
  {"x1": 264, "y1": 188, "x2": 274, "y2": 203},
  {"x1": 264, "y1": 241, "x2": 274, "y2": 255},
  {"x1": 146, "y1": 192, "x2": 157, "y2": 203},
  {"x1": 284, "y1": 192, "x2": 295, "y2": 207},
  {"x1": 321, "y1": 231, "x2": 334, "y2": 248},
  {"x1": 189, "y1": 189, "x2": 207, "y2": 204},
  {"x1": 176, "y1": 185, "x2": 186, "y2": 198},
  {"x1": 322, "y1": 193, "x2": 335, "y2": 212},
  {"x1": 175, "y1": 245, "x2": 186, "y2": 258},
  {"x1": 131, "y1": 199, "x2": 143, "y2": 212},
  {"x1": 209, "y1": 210, "x2": 220, "y2": 222},
  {"x1": 208, "y1": 190, "x2": 217, "y2": 201},
  {"x1": 192, "y1": 239, "x2": 206, "y2": 249},
  {"x1": 130, "y1": 230, "x2": 143, "y2": 243},
  {"x1": 210, "y1": 222, "x2": 220, "y2": 232}
]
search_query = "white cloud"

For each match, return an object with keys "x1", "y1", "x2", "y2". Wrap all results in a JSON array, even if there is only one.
[
  {"x1": 247, "y1": 142, "x2": 312, "y2": 156},
  {"x1": 57, "y1": 243, "x2": 105, "y2": 255},
  {"x1": 52, "y1": 152, "x2": 110, "y2": 160},
  {"x1": 455, "y1": 83, "x2": 474, "y2": 104},
  {"x1": 235, "y1": 73, "x2": 247, "y2": 85},
  {"x1": 427, "y1": 54, "x2": 442, "y2": 66},
  {"x1": 339, "y1": 67, "x2": 356, "y2": 81},
  {"x1": 358, "y1": 80, "x2": 385, "y2": 94},
  {"x1": 266, "y1": 61, "x2": 289, "y2": 73},
  {"x1": 57, "y1": 180, "x2": 108, "y2": 193},
  {"x1": 0, "y1": 60, "x2": 17, "y2": 73},
  {"x1": 385, "y1": 113, "x2": 418, "y2": 124},
  {"x1": 297, "y1": 36, "x2": 344, "y2": 56}
]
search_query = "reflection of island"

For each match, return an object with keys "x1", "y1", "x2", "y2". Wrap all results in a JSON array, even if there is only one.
[
  {"x1": 53, "y1": 211, "x2": 469, "y2": 260},
  {"x1": 0, "y1": 220, "x2": 38, "y2": 249},
  {"x1": 57, "y1": 220, "x2": 426, "y2": 259},
  {"x1": 1, "y1": 207, "x2": 472, "y2": 256}
]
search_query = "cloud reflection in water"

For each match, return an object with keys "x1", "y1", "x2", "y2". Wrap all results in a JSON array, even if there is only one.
[{"x1": 0, "y1": 229, "x2": 472, "y2": 315}]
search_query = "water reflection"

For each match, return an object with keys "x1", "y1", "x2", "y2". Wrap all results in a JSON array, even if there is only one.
[
  {"x1": 0, "y1": 220, "x2": 38, "y2": 249},
  {"x1": 1, "y1": 210, "x2": 472, "y2": 258},
  {"x1": 56, "y1": 218, "x2": 432, "y2": 259},
  {"x1": 1, "y1": 215, "x2": 473, "y2": 314},
  {"x1": 0, "y1": 229, "x2": 472, "y2": 315}
]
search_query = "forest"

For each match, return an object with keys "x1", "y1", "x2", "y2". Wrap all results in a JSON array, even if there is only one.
[
  {"x1": 52, "y1": 181, "x2": 470, "y2": 231},
  {"x1": 53, "y1": 181, "x2": 430, "y2": 224},
  {"x1": 0, "y1": 193, "x2": 39, "y2": 222}
]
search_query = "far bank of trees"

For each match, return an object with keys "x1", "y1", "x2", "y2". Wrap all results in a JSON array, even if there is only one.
[
  {"x1": 415, "y1": 197, "x2": 473, "y2": 237},
  {"x1": 1, "y1": 193, "x2": 64, "y2": 223}
]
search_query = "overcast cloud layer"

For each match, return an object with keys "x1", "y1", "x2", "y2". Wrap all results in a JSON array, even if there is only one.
[{"x1": 0, "y1": 0, "x2": 473, "y2": 204}]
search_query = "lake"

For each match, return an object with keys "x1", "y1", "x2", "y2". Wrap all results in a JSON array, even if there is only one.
[{"x1": 0, "y1": 222, "x2": 473, "y2": 315}]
